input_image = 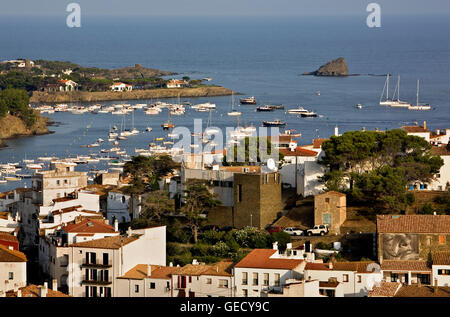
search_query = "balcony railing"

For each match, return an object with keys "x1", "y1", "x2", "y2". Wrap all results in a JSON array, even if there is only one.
[
  {"x1": 81, "y1": 259, "x2": 112, "y2": 268},
  {"x1": 82, "y1": 277, "x2": 112, "y2": 285}
]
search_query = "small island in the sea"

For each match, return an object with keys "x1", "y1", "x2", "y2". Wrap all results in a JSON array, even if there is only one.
[{"x1": 302, "y1": 57, "x2": 350, "y2": 77}]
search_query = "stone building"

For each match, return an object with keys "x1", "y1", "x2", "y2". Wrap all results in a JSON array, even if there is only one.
[
  {"x1": 232, "y1": 172, "x2": 283, "y2": 229},
  {"x1": 314, "y1": 191, "x2": 346, "y2": 234}
]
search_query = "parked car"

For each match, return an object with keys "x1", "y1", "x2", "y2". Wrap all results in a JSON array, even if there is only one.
[
  {"x1": 283, "y1": 227, "x2": 304, "y2": 236},
  {"x1": 267, "y1": 226, "x2": 282, "y2": 234},
  {"x1": 306, "y1": 224, "x2": 329, "y2": 236}
]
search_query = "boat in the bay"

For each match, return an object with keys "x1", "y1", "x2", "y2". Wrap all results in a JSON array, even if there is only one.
[
  {"x1": 287, "y1": 106, "x2": 309, "y2": 114},
  {"x1": 301, "y1": 111, "x2": 318, "y2": 117},
  {"x1": 262, "y1": 119, "x2": 286, "y2": 127},
  {"x1": 256, "y1": 105, "x2": 274, "y2": 112},
  {"x1": 240, "y1": 96, "x2": 257, "y2": 104}
]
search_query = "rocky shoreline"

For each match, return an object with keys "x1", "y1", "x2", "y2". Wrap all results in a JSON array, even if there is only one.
[
  {"x1": 30, "y1": 86, "x2": 235, "y2": 104},
  {"x1": 0, "y1": 112, "x2": 52, "y2": 148}
]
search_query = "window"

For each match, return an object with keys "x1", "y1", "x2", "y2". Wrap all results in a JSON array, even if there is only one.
[
  {"x1": 219, "y1": 279, "x2": 228, "y2": 288},
  {"x1": 121, "y1": 196, "x2": 126, "y2": 204},
  {"x1": 417, "y1": 274, "x2": 430, "y2": 285},
  {"x1": 252, "y1": 273, "x2": 258, "y2": 286},
  {"x1": 343, "y1": 274, "x2": 349, "y2": 282},
  {"x1": 242, "y1": 289, "x2": 248, "y2": 297},
  {"x1": 242, "y1": 272, "x2": 248, "y2": 285},
  {"x1": 274, "y1": 273, "x2": 280, "y2": 287},
  {"x1": 206, "y1": 278, "x2": 212, "y2": 284},
  {"x1": 357, "y1": 275, "x2": 362, "y2": 283},
  {"x1": 263, "y1": 273, "x2": 269, "y2": 286},
  {"x1": 135, "y1": 285, "x2": 139, "y2": 293},
  {"x1": 64, "y1": 179, "x2": 68, "y2": 184},
  {"x1": 438, "y1": 269, "x2": 450, "y2": 275},
  {"x1": 237, "y1": 185, "x2": 242, "y2": 202},
  {"x1": 391, "y1": 273, "x2": 399, "y2": 282},
  {"x1": 56, "y1": 180, "x2": 60, "y2": 186},
  {"x1": 150, "y1": 282, "x2": 155, "y2": 289},
  {"x1": 8, "y1": 272, "x2": 13, "y2": 280},
  {"x1": 103, "y1": 253, "x2": 109, "y2": 265}
]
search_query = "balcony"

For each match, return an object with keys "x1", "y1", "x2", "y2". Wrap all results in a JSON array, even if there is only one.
[
  {"x1": 81, "y1": 259, "x2": 112, "y2": 268},
  {"x1": 81, "y1": 277, "x2": 112, "y2": 285}
]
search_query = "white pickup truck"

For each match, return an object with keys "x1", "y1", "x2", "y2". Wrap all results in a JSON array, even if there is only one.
[{"x1": 306, "y1": 224, "x2": 329, "y2": 236}]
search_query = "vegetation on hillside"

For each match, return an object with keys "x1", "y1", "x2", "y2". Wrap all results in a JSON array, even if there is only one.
[
  {"x1": 319, "y1": 129, "x2": 444, "y2": 213},
  {"x1": 0, "y1": 88, "x2": 36, "y2": 127},
  {"x1": 223, "y1": 137, "x2": 284, "y2": 166}
]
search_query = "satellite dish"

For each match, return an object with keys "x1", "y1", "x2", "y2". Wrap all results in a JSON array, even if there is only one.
[{"x1": 267, "y1": 158, "x2": 277, "y2": 171}]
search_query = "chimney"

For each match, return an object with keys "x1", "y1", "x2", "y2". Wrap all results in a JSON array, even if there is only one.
[
  {"x1": 169, "y1": 262, "x2": 173, "y2": 267},
  {"x1": 114, "y1": 219, "x2": 119, "y2": 232},
  {"x1": 17, "y1": 289, "x2": 21, "y2": 297},
  {"x1": 104, "y1": 219, "x2": 109, "y2": 225},
  {"x1": 434, "y1": 279, "x2": 438, "y2": 294},
  {"x1": 127, "y1": 226, "x2": 132, "y2": 236},
  {"x1": 423, "y1": 121, "x2": 427, "y2": 130},
  {"x1": 272, "y1": 241, "x2": 278, "y2": 250},
  {"x1": 362, "y1": 127, "x2": 366, "y2": 132},
  {"x1": 433, "y1": 211, "x2": 437, "y2": 215},
  {"x1": 334, "y1": 125, "x2": 339, "y2": 137},
  {"x1": 192, "y1": 259, "x2": 198, "y2": 265},
  {"x1": 147, "y1": 264, "x2": 152, "y2": 277},
  {"x1": 286, "y1": 243, "x2": 292, "y2": 251},
  {"x1": 52, "y1": 279, "x2": 58, "y2": 291},
  {"x1": 39, "y1": 283, "x2": 48, "y2": 298}
]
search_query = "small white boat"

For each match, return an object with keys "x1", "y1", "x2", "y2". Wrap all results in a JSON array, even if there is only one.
[
  {"x1": 146, "y1": 127, "x2": 152, "y2": 132},
  {"x1": 356, "y1": 104, "x2": 362, "y2": 109},
  {"x1": 287, "y1": 106, "x2": 308, "y2": 114}
]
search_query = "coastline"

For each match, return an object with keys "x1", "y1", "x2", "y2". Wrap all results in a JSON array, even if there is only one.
[{"x1": 30, "y1": 86, "x2": 235, "y2": 104}]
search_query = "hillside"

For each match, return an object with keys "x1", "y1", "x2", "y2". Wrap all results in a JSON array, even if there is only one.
[
  {"x1": 0, "y1": 112, "x2": 50, "y2": 147},
  {"x1": 30, "y1": 86, "x2": 234, "y2": 103}
]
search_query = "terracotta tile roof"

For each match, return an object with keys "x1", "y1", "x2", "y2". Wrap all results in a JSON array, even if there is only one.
[
  {"x1": 71, "y1": 234, "x2": 140, "y2": 249},
  {"x1": 0, "y1": 190, "x2": 13, "y2": 199},
  {"x1": 432, "y1": 251, "x2": 450, "y2": 266},
  {"x1": 316, "y1": 190, "x2": 346, "y2": 197},
  {"x1": 279, "y1": 147, "x2": 318, "y2": 157},
  {"x1": 62, "y1": 218, "x2": 116, "y2": 234},
  {"x1": 430, "y1": 146, "x2": 450, "y2": 156},
  {"x1": 332, "y1": 261, "x2": 377, "y2": 273},
  {"x1": 6, "y1": 285, "x2": 70, "y2": 297},
  {"x1": 368, "y1": 282, "x2": 401, "y2": 297},
  {"x1": 53, "y1": 197, "x2": 75, "y2": 203},
  {"x1": 313, "y1": 138, "x2": 328, "y2": 149},
  {"x1": 119, "y1": 264, "x2": 178, "y2": 280},
  {"x1": 402, "y1": 126, "x2": 429, "y2": 133},
  {"x1": 0, "y1": 232, "x2": 19, "y2": 243},
  {"x1": 394, "y1": 285, "x2": 450, "y2": 297},
  {"x1": 319, "y1": 281, "x2": 339, "y2": 288},
  {"x1": 0, "y1": 245, "x2": 27, "y2": 262},
  {"x1": 381, "y1": 260, "x2": 431, "y2": 272},
  {"x1": 220, "y1": 166, "x2": 261, "y2": 173},
  {"x1": 377, "y1": 215, "x2": 450, "y2": 233},
  {"x1": 235, "y1": 249, "x2": 304, "y2": 270},
  {"x1": 305, "y1": 262, "x2": 330, "y2": 271},
  {"x1": 172, "y1": 261, "x2": 233, "y2": 277}
]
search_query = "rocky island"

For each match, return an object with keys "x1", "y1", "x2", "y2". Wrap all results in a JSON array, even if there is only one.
[{"x1": 303, "y1": 57, "x2": 349, "y2": 77}]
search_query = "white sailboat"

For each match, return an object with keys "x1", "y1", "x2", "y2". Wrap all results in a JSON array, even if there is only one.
[
  {"x1": 408, "y1": 79, "x2": 431, "y2": 110},
  {"x1": 389, "y1": 76, "x2": 412, "y2": 108},
  {"x1": 227, "y1": 92, "x2": 242, "y2": 116}
]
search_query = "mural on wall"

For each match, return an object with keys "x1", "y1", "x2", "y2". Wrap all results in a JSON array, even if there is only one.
[{"x1": 382, "y1": 233, "x2": 419, "y2": 260}]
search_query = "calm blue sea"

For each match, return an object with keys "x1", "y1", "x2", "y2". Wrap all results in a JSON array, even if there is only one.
[{"x1": 0, "y1": 14, "x2": 449, "y2": 190}]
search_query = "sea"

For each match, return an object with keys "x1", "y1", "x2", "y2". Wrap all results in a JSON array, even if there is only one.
[{"x1": 0, "y1": 14, "x2": 449, "y2": 190}]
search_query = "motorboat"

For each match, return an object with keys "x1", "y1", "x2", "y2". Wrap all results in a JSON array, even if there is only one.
[
  {"x1": 262, "y1": 119, "x2": 286, "y2": 127},
  {"x1": 240, "y1": 96, "x2": 257, "y2": 104},
  {"x1": 287, "y1": 106, "x2": 308, "y2": 114}
]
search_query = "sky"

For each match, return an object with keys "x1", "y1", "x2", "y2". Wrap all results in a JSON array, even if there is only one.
[{"x1": 1, "y1": 0, "x2": 450, "y2": 17}]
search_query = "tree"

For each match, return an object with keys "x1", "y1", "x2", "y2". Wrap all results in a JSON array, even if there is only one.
[
  {"x1": 140, "y1": 190, "x2": 174, "y2": 223},
  {"x1": 319, "y1": 129, "x2": 444, "y2": 212},
  {"x1": 181, "y1": 180, "x2": 221, "y2": 243},
  {"x1": 123, "y1": 155, "x2": 177, "y2": 194},
  {"x1": 0, "y1": 88, "x2": 36, "y2": 127}
]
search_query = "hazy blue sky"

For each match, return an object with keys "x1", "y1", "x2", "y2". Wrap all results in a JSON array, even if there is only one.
[{"x1": 2, "y1": 0, "x2": 450, "y2": 16}]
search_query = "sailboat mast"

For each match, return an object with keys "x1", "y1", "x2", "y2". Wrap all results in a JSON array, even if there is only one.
[
  {"x1": 416, "y1": 79, "x2": 420, "y2": 106},
  {"x1": 397, "y1": 76, "x2": 400, "y2": 102},
  {"x1": 386, "y1": 74, "x2": 390, "y2": 101}
]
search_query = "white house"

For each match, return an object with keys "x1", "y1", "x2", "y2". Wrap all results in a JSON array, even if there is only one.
[
  {"x1": 432, "y1": 251, "x2": 450, "y2": 287},
  {"x1": 39, "y1": 217, "x2": 119, "y2": 292},
  {"x1": 67, "y1": 226, "x2": 166, "y2": 297},
  {"x1": 117, "y1": 264, "x2": 177, "y2": 297},
  {"x1": 59, "y1": 79, "x2": 78, "y2": 91},
  {"x1": 166, "y1": 79, "x2": 188, "y2": 88},
  {"x1": 304, "y1": 261, "x2": 382, "y2": 297},
  {"x1": 233, "y1": 244, "x2": 307, "y2": 297},
  {"x1": 106, "y1": 188, "x2": 142, "y2": 224},
  {"x1": 111, "y1": 82, "x2": 133, "y2": 92},
  {"x1": 0, "y1": 245, "x2": 27, "y2": 295},
  {"x1": 171, "y1": 260, "x2": 234, "y2": 297}
]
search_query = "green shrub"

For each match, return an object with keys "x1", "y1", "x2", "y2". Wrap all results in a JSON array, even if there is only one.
[{"x1": 211, "y1": 241, "x2": 230, "y2": 257}]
